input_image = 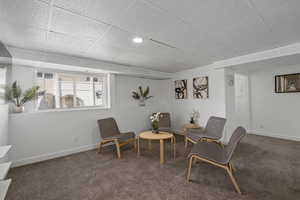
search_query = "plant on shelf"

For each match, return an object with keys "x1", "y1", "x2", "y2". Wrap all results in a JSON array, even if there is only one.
[
  {"x1": 132, "y1": 86, "x2": 153, "y2": 106},
  {"x1": 6, "y1": 81, "x2": 42, "y2": 113},
  {"x1": 150, "y1": 112, "x2": 162, "y2": 134}
]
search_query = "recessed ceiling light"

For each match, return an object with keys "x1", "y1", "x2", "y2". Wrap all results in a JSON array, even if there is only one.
[{"x1": 132, "y1": 37, "x2": 143, "y2": 43}]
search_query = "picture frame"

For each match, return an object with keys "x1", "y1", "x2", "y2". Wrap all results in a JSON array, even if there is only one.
[
  {"x1": 175, "y1": 79, "x2": 187, "y2": 99},
  {"x1": 275, "y1": 73, "x2": 300, "y2": 93},
  {"x1": 193, "y1": 76, "x2": 209, "y2": 99}
]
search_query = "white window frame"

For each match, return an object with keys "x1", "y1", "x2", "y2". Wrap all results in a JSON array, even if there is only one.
[{"x1": 35, "y1": 69, "x2": 110, "y2": 112}]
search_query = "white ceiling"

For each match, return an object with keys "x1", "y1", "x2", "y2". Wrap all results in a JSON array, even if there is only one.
[{"x1": 0, "y1": 0, "x2": 300, "y2": 73}]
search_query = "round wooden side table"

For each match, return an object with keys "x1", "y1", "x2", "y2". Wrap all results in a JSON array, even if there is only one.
[{"x1": 137, "y1": 131, "x2": 176, "y2": 164}]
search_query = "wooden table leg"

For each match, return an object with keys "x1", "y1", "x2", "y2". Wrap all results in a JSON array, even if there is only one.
[
  {"x1": 160, "y1": 139, "x2": 164, "y2": 164},
  {"x1": 148, "y1": 140, "x2": 152, "y2": 151},
  {"x1": 137, "y1": 136, "x2": 140, "y2": 156}
]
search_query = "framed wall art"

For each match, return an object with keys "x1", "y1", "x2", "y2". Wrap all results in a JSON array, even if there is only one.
[
  {"x1": 193, "y1": 76, "x2": 209, "y2": 99},
  {"x1": 275, "y1": 73, "x2": 300, "y2": 93},
  {"x1": 175, "y1": 79, "x2": 187, "y2": 99}
]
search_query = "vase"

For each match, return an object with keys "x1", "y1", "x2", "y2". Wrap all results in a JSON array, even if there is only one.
[
  {"x1": 152, "y1": 129, "x2": 159, "y2": 134},
  {"x1": 13, "y1": 105, "x2": 24, "y2": 113},
  {"x1": 139, "y1": 99, "x2": 145, "y2": 107}
]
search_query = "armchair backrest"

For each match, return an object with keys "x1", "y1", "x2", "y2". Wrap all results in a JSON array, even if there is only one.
[
  {"x1": 158, "y1": 112, "x2": 171, "y2": 128},
  {"x1": 97, "y1": 118, "x2": 121, "y2": 139},
  {"x1": 224, "y1": 126, "x2": 246, "y2": 163},
  {"x1": 205, "y1": 116, "x2": 226, "y2": 139}
]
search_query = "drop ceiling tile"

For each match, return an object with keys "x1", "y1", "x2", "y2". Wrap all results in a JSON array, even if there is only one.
[
  {"x1": 47, "y1": 31, "x2": 95, "y2": 54},
  {"x1": 0, "y1": 0, "x2": 50, "y2": 29},
  {"x1": 99, "y1": 27, "x2": 175, "y2": 59},
  {"x1": 51, "y1": 7, "x2": 109, "y2": 39},
  {"x1": 152, "y1": 20, "x2": 206, "y2": 54},
  {"x1": 54, "y1": 0, "x2": 90, "y2": 15},
  {"x1": 88, "y1": 42, "x2": 130, "y2": 61},
  {"x1": 148, "y1": 0, "x2": 258, "y2": 32},
  {"x1": 85, "y1": 0, "x2": 134, "y2": 24},
  {"x1": 251, "y1": 0, "x2": 300, "y2": 45},
  {"x1": 0, "y1": 20, "x2": 47, "y2": 50},
  {"x1": 116, "y1": 0, "x2": 174, "y2": 38}
]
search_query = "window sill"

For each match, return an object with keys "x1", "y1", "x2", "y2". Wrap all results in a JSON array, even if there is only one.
[{"x1": 9, "y1": 106, "x2": 110, "y2": 116}]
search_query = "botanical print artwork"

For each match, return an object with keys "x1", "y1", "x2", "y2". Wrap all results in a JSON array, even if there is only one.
[
  {"x1": 193, "y1": 76, "x2": 209, "y2": 99},
  {"x1": 275, "y1": 73, "x2": 300, "y2": 93},
  {"x1": 175, "y1": 80, "x2": 187, "y2": 99}
]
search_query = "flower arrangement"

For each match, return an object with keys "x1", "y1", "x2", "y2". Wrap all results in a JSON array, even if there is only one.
[
  {"x1": 189, "y1": 109, "x2": 200, "y2": 124},
  {"x1": 150, "y1": 112, "x2": 162, "y2": 133}
]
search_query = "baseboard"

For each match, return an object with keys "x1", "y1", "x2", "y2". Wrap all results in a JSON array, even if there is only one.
[
  {"x1": 11, "y1": 143, "x2": 98, "y2": 168},
  {"x1": 249, "y1": 130, "x2": 300, "y2": 142}
]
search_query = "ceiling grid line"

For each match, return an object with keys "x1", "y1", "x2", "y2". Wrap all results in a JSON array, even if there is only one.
[
  {"x1": 45, "y1": 0, "x2": 55, "y2": 40},
  {"x1": 246, "y1": 0, "x2": 273, "y2": 33}
]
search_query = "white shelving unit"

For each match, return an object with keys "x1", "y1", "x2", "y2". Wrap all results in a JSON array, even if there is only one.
[
  {"x1": 0, "y1": 179, "x2": 11, "y2": 200},
  {"x1": 0, "y1": 145, "x2": 12, "y2": 200},
  {"x1": 0, "y1": 146, "x2": 11, "y2": 159},
  {"x1": 0, "y1": 162, "x2": 11, "y2": 180}
]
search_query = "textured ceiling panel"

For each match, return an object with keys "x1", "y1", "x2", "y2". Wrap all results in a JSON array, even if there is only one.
[{"x1": 1, "y1": 0, "x2": 300, "y2": 72}]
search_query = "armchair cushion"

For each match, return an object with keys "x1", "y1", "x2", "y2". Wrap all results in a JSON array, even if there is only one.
[
  {"x1": 119, "y1": 132, "x2": 135, "y2": 142},
  {"x1": 189, "y1": 142, "x2": 228, "y2": 164}
]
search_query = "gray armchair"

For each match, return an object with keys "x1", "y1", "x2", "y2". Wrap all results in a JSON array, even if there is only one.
[
  {"x1": 186, "y1": 116, "x2": 226, "y2": 147},
  {"x1": 97, "y1": 118, "x2": 136, "y2": 159},
  {"x1": 186, "y1": 127, "x2": 246, "y2": 194}
]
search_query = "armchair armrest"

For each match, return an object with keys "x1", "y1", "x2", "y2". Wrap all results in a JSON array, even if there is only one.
[{"x1": 187, "y1": 128, "x2": 205, "y2": 134}]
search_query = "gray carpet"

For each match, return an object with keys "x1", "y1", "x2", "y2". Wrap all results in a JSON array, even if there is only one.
[{"x1": 6, "y1": 135, "x2": 300, "y2": 200}]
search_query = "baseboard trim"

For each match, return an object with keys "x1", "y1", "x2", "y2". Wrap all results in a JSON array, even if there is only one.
[
  {"x1": 249, "y1": 130, "x2": 300, "y2": 142},
  {"x1": 11, "y1": 143, "x2": 98, "y2": 168}
]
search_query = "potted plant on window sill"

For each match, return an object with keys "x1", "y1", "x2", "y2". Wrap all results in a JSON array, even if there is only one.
[
  {"x1": 6, "y1": 81, "x2": 42, "y2": 113},
  {"x1": 132, "y1": 86, "x2": 153, "y2": 106}
]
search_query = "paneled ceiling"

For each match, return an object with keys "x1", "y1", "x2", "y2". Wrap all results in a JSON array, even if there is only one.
[{"x1": 0, "y1": 0, "x2": 300, "y2": 72}]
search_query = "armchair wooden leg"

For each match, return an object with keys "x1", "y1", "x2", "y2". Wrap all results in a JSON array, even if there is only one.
[
  {"x1": 186, "y1": 156, "x2": 193, "y2": 182},
  {"x1": 114, "y1": 139, "x2": 121, "y2": 159},
  {"x1": 97, "y1": 142, "x2": 103, "y2": 154},
  {"x1": 225, "y1": 165, "x2": 242, "y2": 194},
  {"x1": 229, "y1": 162, "x2": 236, "y2": 172}
]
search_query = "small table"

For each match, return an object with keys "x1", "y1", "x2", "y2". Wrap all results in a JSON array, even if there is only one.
[{"x1": 137, "y1": 131, "x2": 176, "y2": 164}]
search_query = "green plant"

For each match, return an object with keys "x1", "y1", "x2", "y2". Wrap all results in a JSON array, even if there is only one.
[
  {"x1": 132, "y1": 86, "x2": 153, "y2": 100},
  {"x1": 6, "y1": 81, "x2": 41, "y2": 107}
]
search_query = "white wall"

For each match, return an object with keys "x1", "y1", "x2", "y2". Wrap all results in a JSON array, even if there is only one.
[
  {"x1": 170, "y1": 66, "x2": 227, "y2": 140},
  {"x1": 249, "y1": 64, "x2": 300, "y2": 141},
  {"x1": 8, "y1": 65, "x2": 170, "y2": 167}
]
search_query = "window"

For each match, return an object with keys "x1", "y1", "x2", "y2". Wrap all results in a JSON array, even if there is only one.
[{"x1": 36, "y1": 71, "x2": 109, "y2": 111}]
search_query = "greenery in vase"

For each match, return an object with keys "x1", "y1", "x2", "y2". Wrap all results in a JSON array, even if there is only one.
[
  {"x1": 6, "y1": 81, "x2": 41, "y2": 107},
  {"x1": 150, "y1": 112, "x2": 161, "y2": 131}
]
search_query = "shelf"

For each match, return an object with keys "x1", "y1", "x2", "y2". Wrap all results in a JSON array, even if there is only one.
[
  {"x1": 0, "y1": 162, "x2": 11, "y2": 180},
  {"x1": 0, "y1": 179, "x2": 11, "y2": 200},
  {"x1": 0, "y1": 146, "x2": 11, "y2": 159}
]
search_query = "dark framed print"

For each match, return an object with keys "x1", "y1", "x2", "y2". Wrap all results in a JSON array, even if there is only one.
[
  {"x1": 275, "y1": 73, "x2": 300, "y2": 93},
  {"x1": 175, "y1": 79, "x2": 187, "y2": 99},
  {"x1": 193, "y1": 76, "x2": 209, "y2": 99}
]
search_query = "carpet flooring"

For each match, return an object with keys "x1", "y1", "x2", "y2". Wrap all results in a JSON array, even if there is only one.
[{"x1": 6, "y1": 134, "x2": 300, "y2": 200}]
